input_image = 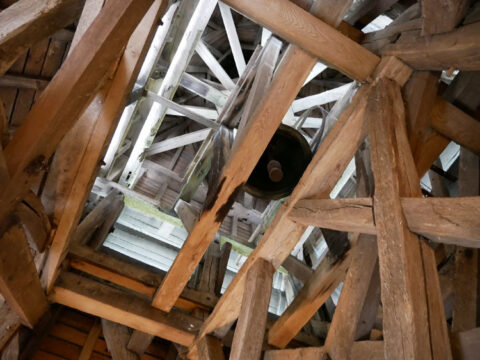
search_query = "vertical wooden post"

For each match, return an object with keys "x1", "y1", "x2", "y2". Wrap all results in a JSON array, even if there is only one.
[
  {"x1": 230, "y1": 259, "x2": 274, "y2": 360},
  {"x1": 197, "y1": 336, "x2": 225, "y2": 360}
]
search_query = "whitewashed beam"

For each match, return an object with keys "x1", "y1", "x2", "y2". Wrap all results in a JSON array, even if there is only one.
[
  {"x1": 219, "y1": 2, "x2": 246, "y2": 76},
  {"x1": 261, "y1": 28, "x2": 272, "y2": 46},
  {"x1": 292, "y1": 82, "x2": 353, "y2": 113},
  {"x1": 165, "y1": 106, "x2": 219, "y2": 120},
  {"x1": 180, "y1": 73, "x2": 228, "y2": 108},
  {"x1": 147, "y1": 128, "x2": 210, "y2": 156},
  {"x1": 120, "y1": 0, "x2": 218, "y2": 188},
  {"x1": 195, "y1": 40, "x2": 236, "y2": 90},
  {"x1": 146, "y1": 91, "x2": 219, "y2": 129}
]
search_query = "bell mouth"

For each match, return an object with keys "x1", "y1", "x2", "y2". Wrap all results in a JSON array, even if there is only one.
[{"x1": 244, "y1": 124, "x2": 312, "y2": 200}]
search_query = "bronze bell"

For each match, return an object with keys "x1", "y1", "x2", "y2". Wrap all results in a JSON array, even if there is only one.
[{"x1": 245, "y1": 124, "x2": 312, "y2": 200}]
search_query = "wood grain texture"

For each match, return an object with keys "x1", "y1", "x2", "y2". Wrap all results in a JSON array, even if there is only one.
[
  {"x1": 221, "y1": 0, "x2": 380, "y2": 81},
  {"x1": 101, "y1": 319, "x2": 138, "y2": 360},
  {"x1": 197, "y1": 335, "x2": 225, "y2": 360},
  {"x1": 383, "y1": 22, "x2": 480, "y2": 71},
  {"x1": 127, "y1": 330, "x2": 154, "y2": 358},
  {"x1": 230, "y1": 259, "x2": 273, "y2": 360},
  {"x1": 0, "y1": 225, "x2": 48, "y2": 328},
  {"x1": 0, "y1": 303, "x2": 21, "y2": 351},
  {"x1": 421, "y1": 0, "x2": 472, "y2": 35},
  {"x1": 0, "y1": 0, "x2": 83, "y2": 75},
  {"x1": 50, "y1": 272, "x2": 201, "y2": 347}
]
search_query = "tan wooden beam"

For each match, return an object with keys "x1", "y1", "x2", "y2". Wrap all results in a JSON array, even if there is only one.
[
  {"x1": 268, "y1": 241, "x2": 355, "y2": 348},
  {"x1": 220, "y1": 0, "x2": 380, "y2": 81},
  {"x1": 50, "y1": 272, "x2": 202, "y2": 347},
  {"x1": 265, "y1": 341, "x2": 385, "y2": 360},
  {"x1": 102, "y1": 319, "x2": 139, "y2": 360},
  {"x1": 69, "y1": 244, "x2": 217, "y2": 311},
  {"x1": 367, "y1": 77, "x2": 451, "y2": 359},
  {"x1": 430, "y1": 97, "x2": 480, "y2": 155},
  {"x1": 382, "y1": 22, "x2": 480, "y2": 71},
  {"x1": 39, "y1": 0, "x2": 163, "y2": 291},
  {"x1": 230, "y1": 259, "x2": 274, "y2": 360},
  {"x1": 289, "y1": 197, "x2": 480, "y2": 248},
  {"x1": 421, "y1": 0, "x2": 472, "y2": 35},
  {"x1": 0, "y1": 0, "x2": 83, "y2": 75},
  {"x1": 0, "y1": 225, "x2": 48, "y2": 327},
  {"x1": 127, "y1": 330, "x2": 155, "y2": 358},
  {"x1": 78, "y1": 319, "x2": 101, "y2": 360},
  {"x1": 197, "y1": 336, "x2": 225, "y2": 360}
]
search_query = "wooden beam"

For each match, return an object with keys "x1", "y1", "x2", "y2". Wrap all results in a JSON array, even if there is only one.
[
  {"x1": 429, "y1": 98, "x2": 480, "y2": 155},
  {"x1": 230, "y1": 259, "x2": 274, "y2": 360},
  {"x1": 382, "y1": 22, "x2": 480, "y2": 71},
  {"x1": 102, "y1": 319, "x2": 138, "y2": 360},
  {"x1": 0, "y1": 74, "x2": 49, "y2": 90},
  {"x1": 268, "y1": 243, "x2": 355, "y2": 348},
  {"x1": 0, "y1": 0, "x2": 82, "y2": 75},
  {"x1": 421, "y1": 0, "x2": 472, "y2": 35},
  {"x1": 68, "y1": 244, "x2": 216, "y2": 311},
  {"x1": 198, "y1": 84, "x2": 370, "y2": 339},
  {"x1": 451, "y1": 327, "x2": 480, "y2": 360},
  {"x1": 1, "y1": 332, "x2": 19, "y2": 360},
  {"x1": 289, "y1": 197, "x2": 480, "y2": 248},
  {"x1": 147, "y1": 128, "x2": 212, "y2": 156},
  {"x1": 0, "y1": 225, "x2": 48, "y2": 328},
  {"x1": 221, "y1": 0, "x2": 380, "y2": 81},
  {"x1": 78, "y1": 319, "x2": 101, "y2": 360},
  {"x1": 39, "y1": 0, "x2": 162, "y2": 291},
  {"x1": 152, "y1": 39, "x2": 313, "y2": 312},
  {"x1": 0, "y1": 303, "x2": 20, "y2": 352},
  {"x1": 197, "y1": 336, "x2": 225, "y2": 360},
  {"x1": 50, "y1": 272, "x2": 202, "y2": 347},
  {"x1": 127, "y1": 331, "x2": 155, "y2": 358},
  {"x1": 367, "y1": 77, "x2": 451, "y2": 359},
  {"x1": 265, "y1": 341, "x2": 385, "y2": 360}
]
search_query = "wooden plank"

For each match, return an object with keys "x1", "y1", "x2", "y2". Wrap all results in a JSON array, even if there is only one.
[
  {"x1": 152, "y1": 40, "x2": 313, "y2": 312},
  {"x1": 199, "y1": 84, "x2": 370, "y2": 338},
  {"x1": 367, "y1": 77, "x2": 451, "y2": 359},
  {"x1": 429, "y1": 98, "x2": 480, "y2": 155},
  {"x1": 0, "y1": 0, "x2": 82, "y2": 75},
  {"x1": 0, "y1": 74, "x2": 49, "y2": 90},
  {"x1": 197, "y1": 336, "x2": 225, "y2": 360},
  {"x1": 127, "y1": 331, "x2": 154, "y2": 358},
  {"x1": 1, "y1": 332, "x2": 19, "y2": 360},
  {"x1": 147, "y1": 128, "x2": 212, "y2": 156},
  {"x1": 268, "y1": 243, "x2": 355, "y2": 348},
  {"x1": 68, "y1": 244, "x2": 216, "y2": 311},
  {"x1": 0, "y1": 303, "x2": 21, "y2": 352},
  {"x1": 324, "y1": 232, "x2": 378, "y2": 359},
  {"x1": 50, "y1": 272, "x2": 202, "y2": 347},
  {"x1": 39, "y1": 0, "x2": 163, "y2": 291},
  {"x1": 452, "y1": 148, "x2": 479, "y2": 332},
  {"x1": 382, "y1": 22, "x2": 480, "y2": 71},
  {"x1": 101, "y1": 319, "x2": 138, "y2": 360},
  {"x1": 421, "y1": 0, "x2": 472, "y2": 35},
  {"x1": 230, "y1": 259, "x2": 274, "y2": 360},
  {"x1": 89, "y1": 196, "x2": 124, "y2": 250},
  {"x1": 215, "y1": 242, "x2": 231, "y2": 296},
  {"x1": 78, "y1": 319, "x2": 101, "y2": 360},
  {"x1": 0, "y1": 225, "x2": 48, "y2": 328},
  {"x1": 265, "y1": 341, "x2": 384, "y2": 360},
  {"x1": 221, "y1": 0, "x2": 380, "y2": 81}
]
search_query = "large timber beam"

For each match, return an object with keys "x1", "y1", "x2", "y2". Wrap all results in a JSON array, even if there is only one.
[
  {"x1": 50, "y1": 272, "x2": 202, "y2": 347},
  {"x1": 289, "y1": 197, "x2": 480, "y2": 248},
  {"x1": 382, "y1": 22, "x2": 480, "y2": 71},
  {"x1": 367, "y1": 78, "x2": 450, "y2": 359},
  {"x1": 220, "y1": 0, "x2": 379, "y2": 81},
  {"x1": 40, "y1": 0, "x2": 163, "y2": 291},
  {"x1": 0, "y1": 0, "x2": 83, "y2": 75}
]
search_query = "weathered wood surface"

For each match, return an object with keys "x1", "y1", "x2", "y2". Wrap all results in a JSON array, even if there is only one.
[
  {"x1": 421, "y1": 0, "x2": 472, "y2": 35},
  {"x1": 367, "y1": 78, "x2": 451, "y2": 359},
  {"x1": 40, "y1": 0, "x2": 162, "y2": 291},
  {"x1": 451, "y1": 327, "x2": 480, "y2": 360},
  {"x1": 0, "y1": 225, "x2": 48, "y2": 328},
  {"x1": 50, "y1": 272, "x2": 202, "y2": 347},
  {"x1": 0, "y1": 303, "x2": 21, "y2": 352},
  {"x1": 265, "y1": 341, "x2": 385, "y2": 360},
  {"x1": 127, "y1": 330, "x2": 155, "y2": 358},
  {"x1": 383, "y1": 22, "x2": 480, "y2": 71},
  {"x1": 230, "y1": 259, "x2": 274, "y2": 360},
  {"x1": 197, "y1": 335, "x2": 225, "y2": 360},
  {"x1": 102, "y1": 319, "x2": 138, "y2": 360},
  {"x1": 0, "y1": 0, "x2": 83, "y2": 75},
  {"x1": 221, "y1": 0, "x2": 379, "y2": 81}
]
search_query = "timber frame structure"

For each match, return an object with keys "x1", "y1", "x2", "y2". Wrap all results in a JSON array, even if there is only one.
[{"x1": 1, "y1": 0, "x2": 480, "y2": 359}]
